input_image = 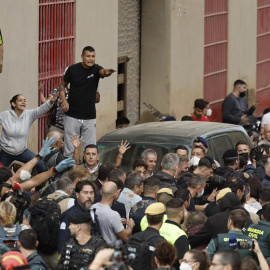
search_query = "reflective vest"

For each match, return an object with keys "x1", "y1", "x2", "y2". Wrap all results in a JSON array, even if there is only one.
[
  {"x1": 140, "y1": 214, "x2": 167, "y2": 231},
  {"x1": 160, "y1": 221, "x2": 190, "y2": 248}
]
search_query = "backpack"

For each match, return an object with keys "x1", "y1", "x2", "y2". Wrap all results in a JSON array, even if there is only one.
[
  {"x1": 0, "y1": 224, "x2": 21, "y2": 251},
  {"x1": 29, "y1": 195, "x2": 68, "y2": 254},
  {"x1": 43, "y1": 149, "x2": 61, "y2": 169},
  {"x1": 124, "y1": 234, "x2": 158, "y2": 270}
]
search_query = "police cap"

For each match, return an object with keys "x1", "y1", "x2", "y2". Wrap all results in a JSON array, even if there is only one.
[
  {"x1": 68, "y1": 213, "x2": 92, "y2": 224},
  {"x1": 145, "y1": 202, "x2": 165, "y2": 216},
  {"x1": 157, "y1": 188, "x2": 174, "y2": 196},
  {"x1": 222, "y1": 149, "x2": 239, "y2": 160},
  {"x1": 193, "y1": 137, "x2": 208, "y2": 148}
]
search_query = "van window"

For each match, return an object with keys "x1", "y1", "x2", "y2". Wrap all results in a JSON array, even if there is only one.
[
  {"x1": 98, "y1": 142, "x2": 175, "y2": 173},
  {"x1": 210, "y1": 134, "x2": 233, "y2": 166},
  {"x1": 227, "y1": 131, "x2": 251, "y2": 148}
]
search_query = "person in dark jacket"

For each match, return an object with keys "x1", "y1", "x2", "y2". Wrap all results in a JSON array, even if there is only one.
[
  {"x1": 17, "y1": 229, "x2": 47, "y2": 270},
  {"x1": 130, "y1": 177, "x2": 160, "y2": 233},
  {"x1": 189, "y1": 192, "x2": 253, "y2": 249},
  {"x1": 214, "y1": 149, "x2": 265, "y2": 183},
  {"x1": 222, "y1": 79, "x2": 256, "y2": 125},
  {"x1": 57, "y1": 213, "x2": 107, "y2": 270},
  {"x1": 153, "y1": 153, "x2": 179, "y2": 193},
  {"x1": 57, "y1": 180, "x2": 96, "y2": 252},
  {"x1": 129, "y1": 202, "x2": 166, "y2": 270},
  {"x1": 245, "y1": 203, "x2": 270, "y2": 258}
]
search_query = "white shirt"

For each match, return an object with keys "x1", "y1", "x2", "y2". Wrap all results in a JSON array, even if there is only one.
[{"x1": 262, "y1": 112, "x2": 270, "y2": 126}]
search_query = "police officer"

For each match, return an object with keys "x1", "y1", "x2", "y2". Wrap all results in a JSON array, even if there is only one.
[
  {"x1": 160, "y1": 198, "x2": 189, "y2": 269},
  {"x1": 131, "y1": 203, "x2": 166, "y2": 262},
  {"x1": 207, "y1": 209, "x2": 254, "y2": 259},
  {"x1": 245, "y1": 203, "x2": 270, "y2": 258},
  {"x1": 57, "y1": 213, "x2": 107, "y2": 270},
  {"x1": 214, "y1": 149, "x2": 265, "y2": 183},
  {"x1": 17, "y1": 229, "x2": 47, "y2": 270}
]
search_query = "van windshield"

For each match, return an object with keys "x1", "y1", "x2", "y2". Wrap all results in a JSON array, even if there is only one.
[{"x1": 98, "y1": 142, "x2": 188, "y2": 173}]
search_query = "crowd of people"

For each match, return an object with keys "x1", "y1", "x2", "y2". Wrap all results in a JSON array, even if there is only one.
[
  {"x1": 0, "y1": 132, "x2": 269, "y2": 270},
  {"x1": 0, "y1": 44, "x2": 269, "y2": 270}
]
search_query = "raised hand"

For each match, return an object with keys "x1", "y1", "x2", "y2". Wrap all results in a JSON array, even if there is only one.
[
  {"x1": 39, "y1": 137, "x2": 55, "y2": 158},
  {"x1": 118, "y1": 140, "x2": 131, "y2": 155}
]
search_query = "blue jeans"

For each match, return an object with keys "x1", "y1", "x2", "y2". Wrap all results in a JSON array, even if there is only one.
[{"x1": 0, "y1": 148, "x2": 47, "y2": 173}]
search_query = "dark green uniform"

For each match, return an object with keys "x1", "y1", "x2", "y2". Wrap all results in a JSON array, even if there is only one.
[
  {"x1": 207, "y1": 230, "x2": 254, "y2": 259},
  {"x1": 245, "y1": 220, "x2": 270, "y2": 258},
  {"x1": 27, "y1": 251, "x2": 47, "y2": 270}
]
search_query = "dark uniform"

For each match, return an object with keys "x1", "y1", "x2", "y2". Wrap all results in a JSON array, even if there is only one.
[
  {"x1": 245, "y1": 220, "x2": 270, "y2": 258},
  {"x1": 57, "y1": 213, "x2": 107, "y2": 270},
  {"x1": 27, "y1": 251, "x2": 47, "y2": 270},
  {"x1": 56, "y1": 236, "x2": 106, "y2": 270},
  {"x1": 214, "y1": 166, "x2": 250, "y2": 183},
  {"x1": 133, "y1": 227, "x2": 165, "y2": 256},
  {"x1": 214, "y1": 149, "x2": 265, "y2": 184},
  {"x1": 129, "y1": 202, "x2": 166, "y2": 270},
  {"x1": 207, "y1": 230, "x2": 254, "y2": 259},
  {"x1": 189, "y1": 192, "x2": 253, "y2": 248},
  {"x1": 130, "y1": 196, "x2": 156, "y2": 234}
]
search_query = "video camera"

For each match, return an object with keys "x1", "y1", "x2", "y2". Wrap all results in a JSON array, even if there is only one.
[
  {"x1": 0, "y1": 183, "x2": 31, "y2": 223},
  {"x1": 105, "y1": 240, "x2": 135, "y2": 270}
]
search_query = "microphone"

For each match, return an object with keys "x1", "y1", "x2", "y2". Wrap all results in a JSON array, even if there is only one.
[{"x1": 228, "y1": 235, "x2": 238, "y2": 250}]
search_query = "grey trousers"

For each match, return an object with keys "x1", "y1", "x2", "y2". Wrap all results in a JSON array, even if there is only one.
[{"x1": 64, "y1": 115, "x2": 96, "y2": 157}]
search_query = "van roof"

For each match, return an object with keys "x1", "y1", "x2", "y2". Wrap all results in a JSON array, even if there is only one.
[{"x1": 98, "y1": 121, "x2": 247, "y2": 145}]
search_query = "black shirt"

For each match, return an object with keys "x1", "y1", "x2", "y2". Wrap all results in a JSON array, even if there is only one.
[{"x1": 64, "y1": 63, "x2": 103, "y2": 119}]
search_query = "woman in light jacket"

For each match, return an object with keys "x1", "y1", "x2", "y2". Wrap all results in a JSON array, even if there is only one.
[{"x1": 0, "y1": 93, "x2": 57, "y2": 172}]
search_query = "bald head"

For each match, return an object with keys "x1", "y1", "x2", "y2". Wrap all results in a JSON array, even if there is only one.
[
  {"x1": 47, "y1": 131, "x2": 62, "y2": 142},
  {"x1": 264, "y1": 124, "x2": 270, "y2": 142},
  {"x1": 101, "y1": 181, "x2": 118, "y2": 199},
  {"x1": 47, "y1": 131, "x2": 63, "y2": 150}
]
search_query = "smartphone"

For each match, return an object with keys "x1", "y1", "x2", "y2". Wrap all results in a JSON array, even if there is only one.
[{"x1": 238, "y1": 240, "x2": 254, "y2": 249}]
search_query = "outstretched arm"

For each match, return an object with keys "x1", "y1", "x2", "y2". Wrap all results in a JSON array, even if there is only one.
[
  {"x1": 99, "y1": 68, "x2": 116, "y2": 78},
  {"x1": 21, "y1": 157, "x2": 75, "y2": 191}
]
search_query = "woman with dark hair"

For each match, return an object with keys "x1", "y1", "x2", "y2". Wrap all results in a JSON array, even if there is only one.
[
  {"x1": 180, "y1": 250, "x2": 210, "y2": 270},
  {"x1": 0, "y1": 93, "x2": 57, "y2": 172},
  {"x1": 154, "y1": 241, "x2": 176, "y2": 270},
  {"x1": 247, "y1": 178, "x2": 262, "y2": 210}
]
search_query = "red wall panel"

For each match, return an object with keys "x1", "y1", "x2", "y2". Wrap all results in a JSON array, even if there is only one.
[
  {"x1": 204, "y1": 0, "x2": 228, "y2": 122},
  {"x1": 257, "y1": 1, "x2": 270, "y2": 116},
  {"x1": 38, "y1": 0, "x2": 76, "y2": 149}
]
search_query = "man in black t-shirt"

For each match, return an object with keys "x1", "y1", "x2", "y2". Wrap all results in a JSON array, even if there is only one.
[{"x1": 59, "y1": 46, "x2": 115, "y2": 157}]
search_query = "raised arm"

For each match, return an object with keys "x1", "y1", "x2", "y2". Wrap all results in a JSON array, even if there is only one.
[
  {"x1": 30, "y1": 94, "x2": 58, "y2": 122},
  {"x1": 114, "y1": 140, "x2": 130, "y2": 168},
  {"x1": 38, "y1": 83, "x2": 48, "y2": 104},
  {"x1": 71, "y1": 135, "x2": 81, "y2": 165},
  {"x1": 21, "y1": 157, "x2": 75, "y2": 191},
  {"x1": 60, "y1": 80, "x2": 69, "y2": 112}
]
